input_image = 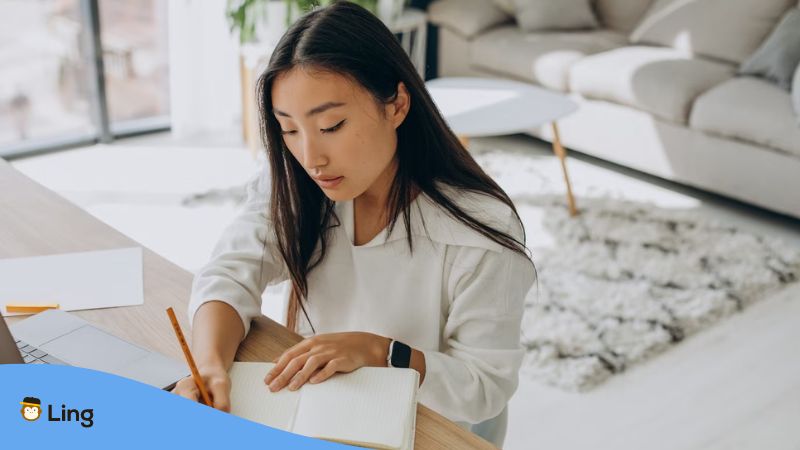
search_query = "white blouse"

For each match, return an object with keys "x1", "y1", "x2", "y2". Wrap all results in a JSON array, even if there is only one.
[{"x1": 188, "y1": 167, "x2": 535, "y2": 439}]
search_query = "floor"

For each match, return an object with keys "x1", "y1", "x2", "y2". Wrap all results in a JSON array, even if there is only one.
[{"x1": 10, "y1": 131, "x2": 800, "y2": 450}]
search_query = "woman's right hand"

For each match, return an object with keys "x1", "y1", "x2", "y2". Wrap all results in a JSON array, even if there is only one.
[{"x1": 171, "y1": 364, "x2": 232, "y2": 412}]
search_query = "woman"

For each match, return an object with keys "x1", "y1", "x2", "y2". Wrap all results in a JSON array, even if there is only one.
[{"x1": 172, "y1": 1, "x2": 535, "y2": 446}]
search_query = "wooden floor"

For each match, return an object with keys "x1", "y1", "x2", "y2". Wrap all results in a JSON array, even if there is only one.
[{"x1": 506, "y1": 282, "x2": 800, "y2": 450}]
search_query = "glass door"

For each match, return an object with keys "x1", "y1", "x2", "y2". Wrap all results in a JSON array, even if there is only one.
[
  {"x1": 0, "y1": 0, "x2": 97, "y2": 158},
  {"x1": 99, "y1": 0, "x2": 170, "y2": 135}
]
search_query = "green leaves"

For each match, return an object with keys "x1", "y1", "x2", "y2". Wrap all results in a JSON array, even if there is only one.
[
  {"x1": 225, "y1": 0, "x2": 380, "y2": 44},
  {"x1": 226, "y1": 0, "x2": 269, "y2": 44}
]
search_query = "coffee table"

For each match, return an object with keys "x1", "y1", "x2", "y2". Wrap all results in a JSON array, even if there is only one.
[{"x1": 426, "y1": 77, "x2": 579, "y2": 216}]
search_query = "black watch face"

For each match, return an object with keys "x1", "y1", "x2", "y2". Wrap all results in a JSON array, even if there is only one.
[{"x1": 390, "y1": 341, "x2": 411, "y2": 368}]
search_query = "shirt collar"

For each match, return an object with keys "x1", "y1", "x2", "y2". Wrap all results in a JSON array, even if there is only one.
[{"x1": 334, "y1": 184, "x2": 508, "y2": 253}]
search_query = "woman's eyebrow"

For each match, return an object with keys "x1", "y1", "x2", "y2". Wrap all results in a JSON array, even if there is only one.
[{"x1": 273, "y1": 101, "x2": 346, "y2": 118}]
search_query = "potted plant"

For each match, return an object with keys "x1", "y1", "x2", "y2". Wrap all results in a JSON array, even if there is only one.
[
  {"x1": 225, "y1": 0, "x2": 408, "y2": 45},
  {"x1": 227, "y1": 0, "x2": 408, "y2": 154}
]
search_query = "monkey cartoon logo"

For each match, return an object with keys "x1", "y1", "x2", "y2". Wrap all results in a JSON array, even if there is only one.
[{"x1": 20, "y1": 397, "x2": 42, "y2": 421}]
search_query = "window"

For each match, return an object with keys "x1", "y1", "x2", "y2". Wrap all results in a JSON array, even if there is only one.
[{"x1": 0, "y1": 0, "x2": 170, "y2": 159}]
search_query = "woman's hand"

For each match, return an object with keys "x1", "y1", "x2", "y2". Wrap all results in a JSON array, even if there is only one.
[
  {"x1": 264, "y1": 332, "x2": 391, "y2": 392},
  {"x1": 171, "y1": 364, "x2": 232, "y2": 412}
]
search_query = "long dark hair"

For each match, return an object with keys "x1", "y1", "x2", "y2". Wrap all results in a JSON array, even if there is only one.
[{"x1": 255, "y1": 1, "x2": 532, "y2": 332}]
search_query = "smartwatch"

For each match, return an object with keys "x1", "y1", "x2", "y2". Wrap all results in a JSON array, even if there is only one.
[{"x1": 387, "y1": 340, "x2": 411, "y2": 368}]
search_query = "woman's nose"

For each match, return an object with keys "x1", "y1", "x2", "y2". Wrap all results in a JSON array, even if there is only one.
[{"x1": 300, "y1": 136, "x2": 328, "y2": 170}]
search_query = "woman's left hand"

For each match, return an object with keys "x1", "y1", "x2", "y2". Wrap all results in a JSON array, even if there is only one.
[{"x1": 264, "y1": 332, "x2": 390, "y2": 392}]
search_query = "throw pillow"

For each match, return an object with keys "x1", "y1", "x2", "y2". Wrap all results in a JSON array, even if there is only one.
[
  {"x1": 491, "y1": 0, "x2": 515, "y2": 15},
  {"x1": 513, "y1": 0, "x2": 598, "y2": 32},
  {"x1": 739, "y1": 9, "x2": 800, "y2": 91},
  {"x1": 595, "y1": 0, "x2": 655, "y2": 34},
  {"x1": 429, "y1": 0, "x2": 513, "y2": 39},
  {"x1": 630, "y1": 0, "x2": 795, "y2": 64}
]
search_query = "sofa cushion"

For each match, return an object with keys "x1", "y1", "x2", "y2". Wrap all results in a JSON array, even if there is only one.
[
  {"x1": 690, "y1": 77, "x2": 800, "y2": 157},
  {"x1": 739, "y1": 8, "x2": 800, "y2": 91},
  {"x1": 470, "y1": 26, "x2": 628, "y2": 92},
  {"x1": 428, "y1": 0, "x2": 511, "y2": 39},
  {"x1": 514, "y1": 0, "x2": 598, "y2": 32},
  {"x1": 569, "y1": 46, "x2": 735, "y2": 124},
  {"x1": 630, "y1": 0, "x2": 795, "y2": 64},
  {"x1": 595, "y1": 0, "x2": 654, "y2": 33}
]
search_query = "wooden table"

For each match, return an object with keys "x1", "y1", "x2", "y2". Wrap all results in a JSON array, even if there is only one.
[{"x1": 0, "y1": 158, "x2": 496, "y2": 449}]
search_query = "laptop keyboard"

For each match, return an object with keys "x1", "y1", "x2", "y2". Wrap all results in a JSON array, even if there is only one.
[{"x1": 15, "y1": 339, "x2": 67, "y2": 365}]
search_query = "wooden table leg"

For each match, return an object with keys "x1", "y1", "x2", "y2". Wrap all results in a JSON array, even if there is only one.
[
  {"x1": 458, "y1": 135, "x2": 470, "y2": 148},
  {"x1": 240, "y1": 55, "x2": 260, "y2": 160},
  {"x1": 550, "y1": 122, "x2": 578, "y2": 217}
]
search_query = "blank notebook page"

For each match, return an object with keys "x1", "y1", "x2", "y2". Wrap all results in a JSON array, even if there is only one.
[
  {"x1": 229, "y1": 362, "x2": 301, "y2": 430},
  {"x1": 291, "y1": 367, "x2": 418, "y2": 449}
]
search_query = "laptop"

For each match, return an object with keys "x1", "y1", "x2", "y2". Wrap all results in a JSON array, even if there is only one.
[{"x1": 1, "y1": 309, "x2": 189, "y2": 390}]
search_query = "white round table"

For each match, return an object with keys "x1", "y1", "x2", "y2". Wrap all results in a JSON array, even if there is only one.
[{"x1": 426, "y1": 77, "x2": 580, "y2": 216}]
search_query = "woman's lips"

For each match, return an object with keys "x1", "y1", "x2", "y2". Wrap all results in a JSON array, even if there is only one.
[{"x1": 313, "y1": 176, "x2": 344, "y2": 188}]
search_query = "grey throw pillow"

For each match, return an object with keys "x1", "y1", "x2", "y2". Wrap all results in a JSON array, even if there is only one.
[
  {"x1": 492, "y1": 0, "x2": 516, "y2": 15},
  {"x1": 513, "y1": 0, "x2": 598, "y2": 32},
  {"x1": 739, "y1": 9, "x2": 800, "y2": 91}
]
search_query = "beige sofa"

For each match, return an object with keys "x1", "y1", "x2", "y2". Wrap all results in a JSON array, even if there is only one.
[{"x1": 428, "y1": 0, "x2": 800, "y2": 219}]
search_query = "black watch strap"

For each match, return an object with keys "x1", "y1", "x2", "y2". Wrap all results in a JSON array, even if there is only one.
[{"x1": 389, "y1": 340, "x2": 412, "y2": 368}]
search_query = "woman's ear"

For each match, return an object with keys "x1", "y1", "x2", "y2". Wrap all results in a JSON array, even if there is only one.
[{"x1": 388, "y1": 81, "x2": 411, "y2": 129}]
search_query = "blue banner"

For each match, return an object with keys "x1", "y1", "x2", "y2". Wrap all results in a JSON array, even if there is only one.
[{"x1": 2, "y1": 364, "x2": 353, "y2": 449}]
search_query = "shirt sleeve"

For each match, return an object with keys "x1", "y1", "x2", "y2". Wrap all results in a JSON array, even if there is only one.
[
  {"x1": 417, "y1": 224, "x2": 536, "y2": 424},
  {"x1": 187, "y1": 167, "x2": 289, "y2": 340}
]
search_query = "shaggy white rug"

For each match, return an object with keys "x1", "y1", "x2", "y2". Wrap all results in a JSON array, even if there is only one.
[
  {"x1": 512, "y1": 194, "x2": 800, "y2": 391},
  {"x1": 470, "y1": 143, "x2": 800, "y2": 391}
]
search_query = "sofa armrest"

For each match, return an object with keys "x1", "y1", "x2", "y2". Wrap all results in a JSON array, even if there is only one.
[{"x1": 428, "y1": 0, "x2": 512, "y2": 39}]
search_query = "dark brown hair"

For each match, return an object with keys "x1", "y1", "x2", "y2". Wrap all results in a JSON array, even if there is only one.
[{"x1": 255, "y1": 1, "x2": 532, "y2": 332}]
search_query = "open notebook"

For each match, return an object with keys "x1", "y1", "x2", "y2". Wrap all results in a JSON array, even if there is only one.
[{"x1": 228, "y1": 362, "x2": 419, "y2": 449}]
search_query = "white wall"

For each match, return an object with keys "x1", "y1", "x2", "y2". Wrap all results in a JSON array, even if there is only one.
[{"x1": 168, "y1": 0, "x2": 242, "y2": 138}]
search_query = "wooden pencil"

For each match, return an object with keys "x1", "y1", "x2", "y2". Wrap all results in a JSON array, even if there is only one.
[{"x1": 166, "y1": 307, "x2": 213, "y2": 407}]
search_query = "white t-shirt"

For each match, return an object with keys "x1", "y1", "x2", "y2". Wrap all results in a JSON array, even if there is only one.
[{"x1": 188, "y1": 167, "x2": 536, "y2": 430}]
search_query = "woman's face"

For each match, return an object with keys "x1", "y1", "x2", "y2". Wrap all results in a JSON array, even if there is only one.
[{"x1": 271, "y1": 67, "x2": 410, "y2": 202}]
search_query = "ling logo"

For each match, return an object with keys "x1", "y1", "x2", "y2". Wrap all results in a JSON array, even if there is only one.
[
  {"x1": 19, "y1": 396, "x2": 94, "y2": 428},
  {"x1": 20, "y1": 397, "x2": 42, "y2": 421}
]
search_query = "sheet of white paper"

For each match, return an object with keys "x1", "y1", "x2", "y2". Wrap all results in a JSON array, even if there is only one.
[{"x1": 0, "y1": 247, "x2": 144, "y2": 316}]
